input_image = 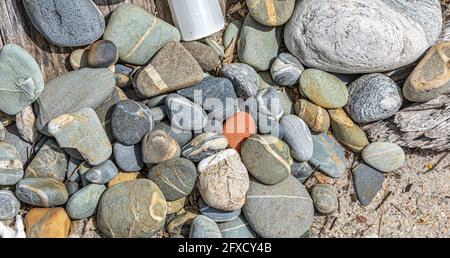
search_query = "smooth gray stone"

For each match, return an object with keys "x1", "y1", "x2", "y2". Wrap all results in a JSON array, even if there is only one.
[
  {"x1": 165, "y1": 94, "x2": 207, "y2": 131},
  {"x1": 24, "y1": 139, "x2": 68, "y2": 182},
  {"x1": 147, "y1": 158, "x2": 197, "y2": 201},
  {"x1": 181, "y1": 41, "x2": 220, "y2": 72},
  {"x1": 95, "y1": 87, "x2": 128, "y2": 143},
  {"x1": 65, "y1": 181, "x2": 79, "y2": 196},
  {"x1": 271, "y1": 53, "x2": 304, "y2": 87},
  {"x1": 15, "y1": 105, "x2": 41, "y2": 144},
  {"x1": 218, "y1": 215, "x2": 257, "y2": 238},
  {"x1": 3, "y1": 126, "x2": 33, "y2": 165},
  {"x1": 204, "y1": 38, "x2": 225, "y2": 59},
  {"x1": 0, "y1": 142, "x2": 23, "y2": 186},
  {"x1": 243, "y1": 176, "x2": 314, "y2": 238},
  {"x1": 220, "y1": 63, "x2": 259, "y2": 99},
  {"x1": 256, "y1": 88, "x2": 284, "y2": 121},
  {"x1": 280, "y1": 115, "x2": 313, "y2": 162},
  {"x1": 284, "y1": 0, "x2": 443, "y2": 73},
  {"x1": 278, "y1": 88, "x2": 294, "y2": 115},
  {"x1": 361, "y1": 142, "x2": 405, "y2": 173},
  {"x1": 35, "y1": 68, "x2": 116, "y2": 132},
  {"x1": 111, "y1": 100, "x2": 153, "y2": 145},
  {"x1": 0, "y1": 190, "x2": 20, "y2": 221},
  {"x1": 347, "y1": 73, "x2": 403, "y2": 123},
  {"x1": 67, "y1": 157, "x2": 83, "y2": 182},
  {"x1": 257, "y1": 112, "x2": 284, "y2": 138},
  {"x1": 153, "y1": 122, "x2": 192, "y2": 147},
  {"x1": 353, "y1": 163, "x2": 385, "y2": 206},
  {"x1": 311, "y1": 184, "x2": 338, "y2": 215},
  {"x1": 181, "y1": 133, "x2": 228, "y2": 163},
  {"x1": 223, "y1": 20, "x2": 242, "y2": 49},
  {"x1": 309, "y1": 133, "x2": 346, "y2": 178},
  {"x1": 15, "y1": 177, "x2": 68, "y2": 207},
  {"x1": 198, "y1": 197, "x2": 241, "y2": 223},
  {"x1": 141, "y1": 130, "x2": 180, "y2": 164},
  {"x1": 22, "y1": 0, "x2": 105, "y2": 47},
  {"x1": 189, "y1": 215, "x2": 222, "y2": 238},
  {"x1": 145, "y1": 95, "x2": 167, "y2": 108},
  {"x1": 84, "y1": 160, "x2": 118, "y2": 184},
  {"x1": 0, "y1": 123, "x2": 5, "y2": 141},
  {"x1": 113, "y1": 143, "x2": 143, "y2": 172},
  {"x1": 0, "y1": 44, "x2": 44, "y2": 115},
  {"x1": 66, "y1": 184, "x2": 106, "y2": 220},
  {"x1": 149, "y1": 106, "x2": 166, "y2": 122},
  {"x1": 291, "y1": 161, "x2": 313, "y2": 183}
]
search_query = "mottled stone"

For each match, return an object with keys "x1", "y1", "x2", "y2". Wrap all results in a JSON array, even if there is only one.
[
  {"x1": 165, "y1": 94, "x2": 207, "y2": 131},
  {"x1": 3, "y1": 126, "x2": 34, "y2": 165},
  {"x1": 25, "y1": 139, "x2": 68, "y2": 182},
  {"x1": 294, "y1": 99, "x2": 330, "y2": 133},
  {"x1": 142, "y1": 130, "x2": 180, "y2": 164},
  {"x1": 0, "y1": 190, "x2": 20, "y2": 221},
  {"x1": 189, "y1": 215, "x2": 222, "y2": 238},
  {"x1": 329, "y1": 109, "x2": 369, "y2": 152},
  {"x1": 65, "y1": 181, "x2": 79, "y2": 196},
  {"x1": 277, "y1": 88, "x2": 294, "y2": 115},
  {"x1": 257, "y1": 112, "x2": 284, "y2": 138},
  {"x1": 311, "y1": 184, "x2": 338, "y2": 215},
  {"x1": 353, "y1": 163, "x2": 385, "y2": 206},
  {"x1": 114, "y1": 64, "x2": 133, "y2": 88},
  {"x1": 309, "y1": 133, "x2": 346, "y2": 178},
  {"x1": 238, "y1": 15, "x2": 281, "y2": 71},
  {"x1": 134, "y1": 42, "x2": 203, "y2": 98},
  {"x1": 300, "y1": 69, "x2": 349, "y2": 108},
  {"x1": 182, "y1": 41, "x2": 220, "y2": 72},
  {"x1": 36, "y1": 68, "x2": 116, "y2": 132},
  {"x1": 15, "y1": 105, "x2": 39, "y2": 143},
  {"x1": 0, "y1": 142, "x2": 23, "y2": 186},
  {"x1": 256, "y1": 88, "x2": 283, "y2": 120},
  {"x1": 182, "y1": 133, "x2": 228, "y2": 163},
  {"x1": 220, "y1": 63, "x2": 259, "y2": 99},
  {"x1": 218, "y1": 215, "x2": 257, "y2": 238},
  {"x1": 66, "y1": 184, "x2": 105, "y2": 220},
  {"x1": 404, "y1": 41, "x2": 450, "y2": 102},
  {"x1": 223, "y1": 20, "x2": 242, "y2": 49},
  {"x1": 241, "y1": 134, "x2": 292, "y2": 185},
  {"x1": 166, "y1": 210, "x2": 198, "y2": 237},
  {"x1": 271, "y1": 52, "x2": 304, "y2": 87},
  {"x1": 113, "y1": 143, "x2": 143, "y2": 172},
  {"x1": 284, "y1": 0, "x2": 443, "y2": 73},
  {"x1": 107, "y1": 172, "x2": 143, "y2": 188},
  {"x1": 198, "y1": 197, "x2": 241, "y2": 223},
  {"x1": 84, "y1": 160, "x2": 118, "y2": 184},
  {"x1": 48, "y1": 108, "x2": 112, "y2": 166},
  {"x1": 347, "y1": 74, "x2": 403, "y2": 123},
  {"x1": 111, "y1": 100, "x2": 153, "y2": 145},
  {"x1": 291, "y1": 161, "x2": 313, "y2": 183},
  {"x1": 246, "y1": 0, "x2": 296, "y2": 26},
  {"x1": 24, "y1": 208, "x2": 71, "y2": 238},
  {"x1": 69, "y1": 48, "x2": 89, "y2": 70},
  {"x1": 88, "y1": 40, "x2": 118, "y2": 68},
  {"x1": 223, "y1": 112, "x2": 257, "y2": 151},
  {"x1": 148, "y1": 106, "x2": 166, "y2": 122},
  {"x1": 15, "y1": 178, "x2": 68, "y2": 207},
  {"x1": 148, "y1": 158, "x2": 197, "y2": 201},
  {"x1": 103, "y1": 4, "x2": 180, "y2": 65},
  {"x1": 0, "y1": 44, "x2": 44, "y2": 115},
  {"x1": 153, "y1": 122, "x2": 192, "y2": 147},
  {"x1": 243, "y1": 176, "x2": 314, "y2": 238},
  {"x1": 97, "y1": 179, "x2": 167, "y2": 238},
  {"x1": 167, "y1": 197, "x2": 187, "y2": 214},
  {"x1": 198, "y1": 149, "x2": 249, "y2": 211},
  {"x1": 95, "y1": 87, "x2": 128, "y2": 142},
  {"x1": 362, "y1": 142, "x2": 405, "y2": 173},
  {"x1": 280, "y1": 115, "x2": 313, "y2": 161}
]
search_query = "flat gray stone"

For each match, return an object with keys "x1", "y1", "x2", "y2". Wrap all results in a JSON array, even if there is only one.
[
  {"x1": 189, "y1": 215, "x2": 222, "y2": 238},
  {"x1": 165, "y1": 94, "x2": 207, "y2": 131},
  {"x1": 15, "y1": 177, "x2": 68, "y2": 207},
  {"x1": 218, "y1": 215, "x2": 257, "y2": 238},
  {"x1": 113, "y1": 143, "x2": 143, "y2": 172},
  {"x1": 25, "y1": 139, "x2": 68, "y2": 182},
  {"x1": 153, "y1": 122, "x2": 192, "y2": 147},
  {"x1": 291, "y1": 161, "x2": 313, "y2": 183},
  {"x1": 362, "y1": 142, "x2": 405, "y2": 172},
  {"x1": 84, "y1": 160, "x2": 118, "y2": 185},
  {"x1": 198, "y1": 197, "x2": 241, "y2": 223},
  {"x1": 271, "y1": 53, "x2": 304, "y2": 87},
  {"x1": 309, "y1": 133, "x2": 346, "y2": 178},
  {"x1": 353, "y1": 163, "x2": 385, "y2": 206},
  {"x1": 220, "y1": 63, "x2": 259, "y2": 99},
  {"x1": 256, "y1": 88, "x2": 284, "y2": 121},
  {"x1": 0, "y1": 142, "x2": 23, "y2": 186},
  {"x1": 0, "y1": 190, "x2": 20, "y2": 221},
  {"x1": 181, "y1": 133, "x2": 228, "y2": 163},
  {"x1": 66, "y1": 184, "x2": 106, "y2": 220},
  {"x1": 280, "y1": 115, "x2": 313, "y2": 162}
]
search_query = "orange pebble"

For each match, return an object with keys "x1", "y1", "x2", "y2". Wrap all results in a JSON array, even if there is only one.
[
  {"x1": 24, "y1": 208, "x2": 71, "y2": 238},
  {"x1": 223, "y1": 112, "x2": 256, "y2": 152}
]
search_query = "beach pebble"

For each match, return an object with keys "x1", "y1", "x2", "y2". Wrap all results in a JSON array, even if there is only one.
[
  {"x1": 107, "y1": 172, "x2": 143, "y2": 188},
  {"x1": 182, "y1": 133, "x2": 228, "y2": 163},
  {"x1": 3, "y1": 126, "x2": 34, "y2": 165},
  {"x1": 223, "y1": 20, "x2": 242, "y2": 49},
  {"x1": 148, "y1": 158, "x2": 197, "y2": 201},
  {"x1": 280, "y1": 115, "x2": 313, "y2": 161},
  {"x1": 218, "y1": 215, "x2": 257, "y2": 238},
  {"x1": 167, "y1": 210, "x2": 198, "y2": 237},
  {"x1": 148, "y1": 106, "x2": 166, "y2": 122},
  {"x1": 24, "y1": 208, "x2": 71, "y2": 238},
  {"x1": 69, "y1": 49, "x2": 89, "y2": 70},
  {"x1": 362, "y1": 142, "x2": 406, "y2": 172},
  {"x1": 87, "y1": 40, "x2": 118, "y2": 68},
  {"x1": 256, "y1": 88, "x2": 284, "y2": 120},
  {"x1": 103, "y1": 4, "x2": 180, "y2": 65},
  {"x1": 182, "y1": 41, "x2": 220, "y2": 72},
  {"x1": 198, "y1": 149, "x2": 249, "y2": 211},
  {"x1": 25, "y1": 139, "x2": 68, "y2": 182},
  {"x1": 347, "y1": 74, "x2": 403, "y2": 123},
  {"x1": 22, "y1": 0, "x2": 105, "y2": 46},
  {"x1": 15, "y1": 178, "x2": 68, "y2": 207},
  {"x1": 113, "y1": 143, "x2": 143, "y2": 172},
  {"x1": 294, "y1": 99, "x2": 330, "y2": 133},
  {"x1": 15, "y1": 105, "x2": 39, "y2": 143},
  {"x1": 66, "y1": 184, "x2": 106, "y2": 219},
  {"x1": 271, "y1": 53, "x2": 305, "y2": 87},
  {"x1": 246, "y1": 0, "x2": 296, "y2": 26},
  {"x1": 291, "y1": 161, "x2": 313, "y2": 183},
  {"x1": 238, "y1": 15, "x2": 281, "y2": 71},
  {"x1": 300, "y1": 69, "x2": 349, "y2": 108},
  {"x1": 95, "y1": 87, "x2": 128, "y2": 142},
  {"x1": 166, "y1": 197, "x2": 187, "y2": 214},
  {"x1": 0, "y1": 142, "x2": 23, "y2": 186},
  {"x1": 353, "y1": 164, "x2": 385, "y2": 206},
  {"x1": 145, "y1": 95, "x2": 168, "y2": 109},
  {"x1": 198, "y1": 197, "x2": 241, "y2": 223},
  {"x1": 48, "y1": 108, "x2": 112, "y2": 166},
  {"x1": 329, "y1": 108, "x2": 369, "y2": 152},
  {"x1": 204, "y1": 38, "x2": 225, "y2": 59},
  {"x1": 65, "y1": 181, "x2": 79, "y2": 196},
  {"x1": 97, "y1": 179, "x2": 167, "y2": 238},
  {"x1": 84, "y1": 160, "x2": 118, "y2": 185},
  {"x1": 220, "y1": 63, "x2": 259, "y2": 99},
  {"x1": 189, "y1": 215, "x2": 222, "y2": 238},
  {"x1": 0, "y1": 44, "x2": 44, "y2": 115},
  {"x1": 311, "y1": 184, "x2": 338, "y2": 215},
  {"x1": 243, "y1": 176, "x2": 314, "y2": 238},
  {"x1": 153, "y1": 122, "x2": 192, "y2": 147},
  {"x1": 309, "y1": 133, "x2": 346, "y2": 178},
  {"x1": 0, "y1": 123, "x2": 5, "y2": 141},
  {"x1": 111, "y1": 100, "x2": 153, "y2": 145},
  {"x1": 257, "y1": 112, "x2": 284, "y2": 138},
  {"x1": 133, "y1": 42, "x2": 203, "y2": 98},
  {"x1": 223, "y1": 112, "x2": 256, "y2": 151},
  {"x1": 114, "y1": 64, "x2": 133, "y2": 88},
  {"x1": 165, "y1": 94, "x2": 207, "y2": 131},
  {"x1": 142, "y1": 130, "x2": 180, "y2": 164},
  {"x1": 0, "y1": 190, "x2": 20, "y2": 221}
]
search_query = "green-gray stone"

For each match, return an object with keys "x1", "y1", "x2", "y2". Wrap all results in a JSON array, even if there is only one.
[
  {"x1": 189, "y1": 215, "x2": 222, "y2": 238},
  {"x1": 15, "y1": 177, "x2": 68, "y2": 207},
  {"x1": 246, "y1": 0, "x2": 296, "y2": 26},
  {"x1": 218, "y1": 215, "x2": 257, "y2": 238},
  {"x1": 66, "y1": 184, "x2": 106, "y2": 220},
  {"x1": 361, "y1": 142, "x2": 405, "y2": 172},
  {"x1": 103, "y1": 4, "x2": 180, "y2": 65},
  {"x1": 0, "y1": 44, "x2": 44, "y2": 115},
  {"x1": 311, "y1": 184, "x2": 338, "y2": 215},
  {"x1": 0, "y1": 142, "x2": 23, "y2": 186},
  {"x1": 224, "y1": 20, "x2": 242, "y2": 49}
]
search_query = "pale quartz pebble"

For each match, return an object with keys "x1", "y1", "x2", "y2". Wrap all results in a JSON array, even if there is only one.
[
  {"x1": 0, "y1": 215, "x2": 26, "y2": 238},
  {"x1": 15, "y1": 105, "x2": 39, "y2": 143}
]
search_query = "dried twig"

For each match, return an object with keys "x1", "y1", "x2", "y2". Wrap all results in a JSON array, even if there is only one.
[{"x1": 375, "y1": 191, "x2": 393, "y2": 211}]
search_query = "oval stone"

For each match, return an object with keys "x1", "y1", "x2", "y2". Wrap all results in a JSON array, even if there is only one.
[
  {"x1": 153, "y1": 122, "x2": 192, "y2": 147},
  {"x1": 181, "y1": 133, "x2": 228, "y2": 163},
  {"x1": 24, "y1": 208, "x2": 71, "y2": 238},
  {"x1": 198, "y1": 197, "x2": 241, "y2": 223},
  {"x1": 280, "y1": 115, "x2": 313, "y2": 161},
  {"x1": 329, "y1": 108, "x2": 369, "y2": 152},
  {"x1": 97, "y1": 179, "x2": 167, "y2": 238},
  {"x1": 66, "y1": 184, "x2": 106, "y2": 220},
  {"x1": 69, "y1": 48, "x2": 89, "y2": 70},
  {"x1": 246, "y1": 0, "x2": 296, "y2": 27},
  {"x1": 141, "y1": 130, "x2": 181, "y2": 164},
  {"x1": 87, "y1": 40, "x2": 118, "y2": 68},
  {"x1": 181, "y1": 41, "x2": 220, "y2": 72},
  {"x1": 241, "y1": 134, "x2": 293, "y2": 185},
  {"x1": 218, "y1": 215, "x2": 257, "y2": 238},
  {"x1": 243, "y1": 176, "x2": 314, "y2": 238},
  {"x1": 311, "y1": 184, "x2": 338, "y2": 215},
  {"x1": 294, "y1": 99, "x2": 330, "y2": 133},
  {"x1": 0, "y1": 190, "x2": 20, "y2": 221},
  {"x1": 220, "y1": 63, "x2": 259, "y2": 99},
  {"x1": 362, "y1": 142, "x2": 405, "y2": 172},
  {"x1": 309, "y1": 133, "x2": 346, "y2": 178},
  {"x1": 347, "y1": 74, "x2": 403, "y2": 123},
  {"x1": 148, "y1": 158, "x2": 197, "y2": 201},
  {"x1": 300, "y1": 69, "x2": 349, "y2": 108},
  {"x1": 165, "y1": 94, "x2": 207, "y2": 131},
  {"x1": 189, "y1": 215, "x2": 222, "y2": 238},
  {"x1": 113, "y1": 143, "x2": 144, "y2": 172},
  {"x1": 353, "y1": 163, "x2": 385, "y2": 206},
  {"x1": 291, "y1": 161, "x2": 314, "y2": 183},
  {"x1": 84, "y1": 160, "x2": 118, "y2": 185},
  {"x1": 223, "y1": 112, "x2": 257, "y2": 151},
  {"x1": 271, "y1": 52, "x2": 305, "y2": 87},
  {"x1": 256, "y1": 88, "x2": 284, "y2": 120},
  {"x1": 0, "y1": 142, "x2": 24, "y2": 186},
  {"x1": 15, "y1": 178, "x2": 68, "y2": 207}
]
